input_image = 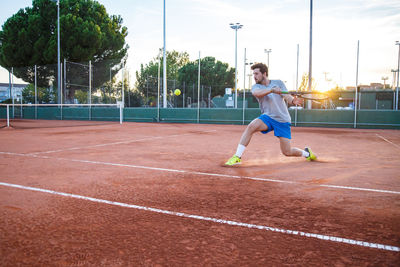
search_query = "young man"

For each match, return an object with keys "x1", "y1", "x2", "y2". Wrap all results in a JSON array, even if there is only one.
[{"x1": 225, "y1": 62, "x2": 316, "y2": 166}]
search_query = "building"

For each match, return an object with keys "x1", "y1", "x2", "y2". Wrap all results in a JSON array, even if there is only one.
[{"x1": 0, "y1": 83, "x2": 28, "y2": 102}]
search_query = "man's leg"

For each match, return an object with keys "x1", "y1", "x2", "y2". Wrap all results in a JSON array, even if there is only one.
[
  {"x1": 279, "y1": 137, "x2": 317, "y2": 160},
  {"x1": 225, "y1": 119, "x2": 268, "y2": 165},
  {"x1": 239, "y1": 118, "x2": 268, "y2": 147},
  {"x1": 279, "y1": 137, "x2": 305, "y2": 157}
]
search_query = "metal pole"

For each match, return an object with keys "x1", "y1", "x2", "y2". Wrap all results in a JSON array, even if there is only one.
[
  {"x1": 296, "y1": 44, "x2": 299, "y2": 91},
  {"x1": 8, "y1": 69, "x2": 11, "y2": 102},
  {"x1": 234, "y1": 28, "x2": 238, "y2": 108},
  {"x1": 109, "y1": 66, "x2": 112, "y2": 103},
  {"x1": 60, "y1": 62, "x2": 63, "y2": 119},
  {"x1": 157, "y1": 57, "x2": 160, "y2": 121},
  {"x1": 197, "y1": 51, "x2": 200, "y2": 123},
  {"x1": 122, "y1": 61, "x2": 124, "y2": 105},
  {"x1": 183, "y1": 82, "x2": 185, "y2": 107},
  {"x1": 128, "y1": 71, "x2": 131, "y2": 107},
  {"x1": 11, "y1": 67, "x2": 14, "y2": 117},
  {"x1": 163, "y1": 0, "x2": 167, "y2": 108},
  {"x1": 396, "y1": 41, "x2": 400, "y2": 110},
  {"x1": 89, "y1": 60, "x2": 92, "y2": 105},
  {"x1": 60, "y1": 62, "x2": 63, "y2": 105},
  {"x1": 307, "y1": 0, "x2": 313, "y2": 109},
  {"x1": 120, "y1": 104, "x2": 123, "y2": 124},
  {"x1": 57, "y1": 0, "x2": 61, "y2": 104},
  {"x1": 35, "y1": 65, "x2": 37, "y2": 119},
  {"x1": 64, "y1": 58, "x2": 66, "y2": 103},
  {"x1": 89, "y1": 60, "x2": 92, "y2": 120},
  {"x1": 354, "y1": 40, "x2": 360, "y2": 129},
  {"x1": 242, "y1": 48, "x2": 246, "y2": 125},
  {"x1": 295, "y1": 44, "x2": 299, "y2": 126},
  {"x1": 6, "y1": 105, "x2": 10, "y2": 127}
]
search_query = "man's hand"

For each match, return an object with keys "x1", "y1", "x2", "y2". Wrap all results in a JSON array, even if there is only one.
[{"x1": 292, "y1": 96, "x2": 303, "y2": 106}]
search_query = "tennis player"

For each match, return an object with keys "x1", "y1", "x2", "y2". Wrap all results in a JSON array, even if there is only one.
[{"x1": 225, "y1": 62, "x2": 316, "y2": 166}]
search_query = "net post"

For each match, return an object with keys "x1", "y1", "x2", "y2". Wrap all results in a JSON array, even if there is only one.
[
  {"x1": 118, "y1": 101, "x2": 124, "y2": 125},
  {"x1": 7, "y1": 104, "x2": 10, "y2": 127}
]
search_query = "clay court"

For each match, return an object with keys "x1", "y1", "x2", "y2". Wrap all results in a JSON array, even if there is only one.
[{"x1": 0, "y1": 121, "x2": 399, "y2": 266}]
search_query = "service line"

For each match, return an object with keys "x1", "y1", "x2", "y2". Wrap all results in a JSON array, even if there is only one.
[
  {"x1": 376, "y1": 134, "x2": 400, "y2": 150},
  {"x1": 0, "y1": 181, "x2": 398, "y2": 252},
  {"x1": 29, "y1": 130, "x2": 217, "y2": 155},
  {"x1": 0, "y1": 151, "x2": 399, "y2": 195}
]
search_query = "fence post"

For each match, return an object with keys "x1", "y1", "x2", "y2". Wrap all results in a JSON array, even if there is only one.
[{"x1": 35, "y1": 65, "x2": 37, "y2": 119}]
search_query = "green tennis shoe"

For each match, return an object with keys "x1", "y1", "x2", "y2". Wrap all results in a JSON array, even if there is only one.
[
  {"x1": 305, "y1": 147, "x2": 317, "y2": 161},
  {"x1": 225, "y1": 155, "x2": 241, "y2": 166}
]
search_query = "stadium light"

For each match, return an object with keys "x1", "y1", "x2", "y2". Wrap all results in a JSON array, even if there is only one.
[
  {"x1": 264, "y1": 49, "x2": 272, "y2": 68},
  {"x1": 230, "y1": 22, "x2": 243, "y2": 109}
]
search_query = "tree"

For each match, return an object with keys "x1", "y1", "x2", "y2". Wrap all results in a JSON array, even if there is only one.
[
  {"x1": 116, "y1": 78, "x2": 143, "y2": 107},
  {"x1": 135, "y1": 49, "x2": 189, "y2": 103},
  {"x1": 178, "y1": 56, "x2": 235, "y2": 98},
  {"x1": 0, "y1": 0, "x2": 128, "y2": 102},
  {"x1": 22, "y1": 83, "x2": 57, "y2": 103}
]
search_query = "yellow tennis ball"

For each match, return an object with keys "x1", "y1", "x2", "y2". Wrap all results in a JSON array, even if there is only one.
[{"x1": 174, "y1": 89, "x2": 181, "y2": 96}]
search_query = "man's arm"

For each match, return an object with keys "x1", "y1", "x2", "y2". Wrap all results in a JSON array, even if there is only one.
[{"x1": 252, "y1": 84, "x2": 274, "y2": 98}]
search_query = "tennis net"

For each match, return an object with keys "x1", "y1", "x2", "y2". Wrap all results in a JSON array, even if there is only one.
[{"x1": 0, "y1": 103, "x2": 123, "y2": 129}]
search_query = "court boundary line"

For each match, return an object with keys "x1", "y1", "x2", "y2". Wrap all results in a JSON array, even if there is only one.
[
  {"x1": 0, "y1": 181, "x2": 398, "y2": 252},
  {"x1": 376, "y1": 134, "x2": 400, "y2": 150},
  {"x1": 1, "y1": 151, "x2": 399, "y2": 195},
  {"x1": 29, "y1": 130, "x2": 217, "y2": 155}
]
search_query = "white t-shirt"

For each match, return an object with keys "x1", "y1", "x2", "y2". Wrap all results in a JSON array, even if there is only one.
[{"x1": 251, "y1": 80, "x2": 293, "y2": 123}]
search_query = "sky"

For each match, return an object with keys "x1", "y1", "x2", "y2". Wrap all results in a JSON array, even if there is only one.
[{"x1": 1, "y1": 0, "x2": 400, "y2": 91}]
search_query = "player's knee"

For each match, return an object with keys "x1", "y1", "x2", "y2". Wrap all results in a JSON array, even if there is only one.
[{"x1": 247, "y1": 121, "x2": 262, "y2": 133}]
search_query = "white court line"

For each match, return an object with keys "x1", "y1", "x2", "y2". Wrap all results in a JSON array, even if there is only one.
[
  {"x1": 0, "y1": 181, "x2": 398, "y2": 252},
  {"x1": 376, "y1": 134, "x2": 400, "y2": 150},
  {"x1": 1, "y1": 151, "x2": 399, "y2": 195},
  {"x1": 29, "y1": 130, "x2": 217, "y2": 155}
]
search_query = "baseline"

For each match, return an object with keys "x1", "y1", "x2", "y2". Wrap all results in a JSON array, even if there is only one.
[{"x1": 0, "y1": 182, "x2": 398, "y2": 252}]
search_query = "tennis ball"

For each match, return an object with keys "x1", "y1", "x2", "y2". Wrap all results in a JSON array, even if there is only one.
[{"x1": 174, "y1": 89, "x2": 181, "y2": 96}]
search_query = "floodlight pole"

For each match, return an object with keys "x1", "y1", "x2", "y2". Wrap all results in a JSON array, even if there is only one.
[
  {"x1": 354, "y1": 40, "x2": 360, "y2": 128},
  {"x1": 157, "y1": 56, "x2": 161, "y2": 121},
  {"x1": 230, "y1": 22, "x2": 243, "y2": 109},
  {"x1": 396, "y1": 41, "x2": 400, "y2": 110},
  {"x1": 243, "y1": 48, "x2": 246, "y2": 125},
  {"x1": 307, "y1": 0, "x2": 313, "y2": 109},
  {"x1": 163, "y1": 0, "x2": 167, "y2": 108},
  {"x1": 57, "y1": 0, "x2": 61, "y2": 104},
  {"x1": 197, "y1": 51, "x2": 201, "y2": 123},
  {"x1": 295, "y1": 44, "x2": 299, "y2": 126}
]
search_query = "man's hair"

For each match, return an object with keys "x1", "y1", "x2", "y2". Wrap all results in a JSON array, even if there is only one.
[{"x1": 251, "y1": 63, "x2": 268, "y2": 77}]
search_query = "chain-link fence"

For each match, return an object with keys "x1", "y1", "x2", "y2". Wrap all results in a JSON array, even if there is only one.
[{"x1": 1, "y1": 61, "x2": 399, "y2": 111}]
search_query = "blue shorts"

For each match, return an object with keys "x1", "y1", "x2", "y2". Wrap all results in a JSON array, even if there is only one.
[{"x1": 258, "y1": 114, "x2": 291, "y2": 139}]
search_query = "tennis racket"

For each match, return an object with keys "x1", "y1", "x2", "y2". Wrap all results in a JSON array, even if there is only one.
[{"x1": 281, "y1": 91, "x2": 329, "y2": 101}]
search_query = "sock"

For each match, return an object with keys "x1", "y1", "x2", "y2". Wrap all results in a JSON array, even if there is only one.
[
  {"x1": 235, "y1": 144, "x2": 246, "y2": 158},
  {"x1": 302, "y1": 150, "x2": 310, "y2": 158}
]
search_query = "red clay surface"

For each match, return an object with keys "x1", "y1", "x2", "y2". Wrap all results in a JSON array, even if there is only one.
[{"x1": 0, "y1": 121, "x2": 399, "y2": 266}]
